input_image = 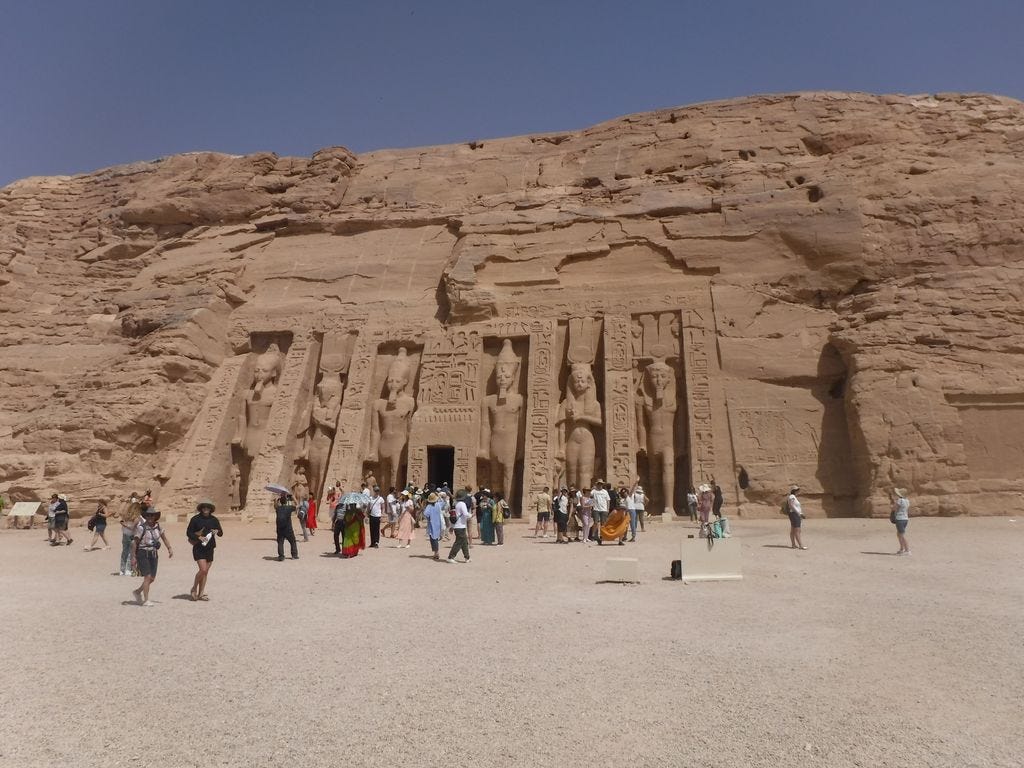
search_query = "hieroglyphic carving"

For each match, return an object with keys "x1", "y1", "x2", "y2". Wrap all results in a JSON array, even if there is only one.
[
  {"x1": 245, "y1": 336, "x2": 315, "y2": 507},
  {"x1": 408, "y1": 331, "x2": 483, "y2": 490},
  {"x1": 603, "y1": 315, "x2": 635, "y2": 488},
  {"x1": 732, "y1": 408, "x2": 819, "y2": 465},
  {"x1": 324, "y1": 331, "x2": 381, "y2": 495},
  {"x1": 454, "y1": 450, "x2": 472, "y2": 490},
  {"x1": 523, "y1": 320, "x2": 557, "y2": 500},
  {"x1": 161, "y1": 354, "x2": 247, "y2": 516},
  {"x1": 407, "y1": 445, "x2": 427, "y2": 487},
  {"x1": 681, "y1": 307, "x2": 716, "y2": 484},
  {"x1": 417, "y1": 329, "x2": 482, "y2": 406}
]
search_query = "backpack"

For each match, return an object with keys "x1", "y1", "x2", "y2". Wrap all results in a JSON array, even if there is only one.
[{"x1": 780, "y1": 498, "x2": 790, "y2": 515}]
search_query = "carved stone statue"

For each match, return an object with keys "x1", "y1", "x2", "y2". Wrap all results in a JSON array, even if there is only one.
[
  {"x1": 480, "y1": 339, "x2": 524, "y2": 497},
  {"x1": 557, "y1": 362, "x2": 603, "y2": 489},
  {"x1": 370, "y1": 347, "x2": 416, "y2": 490},
  {"x1": 232, "y1": 343, "x2": 283, "y2": 461},
  {"x1": 291, "y1": 464, "x2": 309, "y2": 502},
  {"x1": 299, "y1": 374, "x2": 343, "y2": 500},
  {"x1": 637, "y1": 358, "x2": 677, "y2": 515}
]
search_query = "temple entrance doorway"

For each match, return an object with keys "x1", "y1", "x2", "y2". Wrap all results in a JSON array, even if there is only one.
[{"x1": 427, "y1": 446, "x2": 454, "y2": 489}]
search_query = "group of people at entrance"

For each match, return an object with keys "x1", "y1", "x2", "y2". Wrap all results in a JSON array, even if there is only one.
[{"x1": 532, "y1": 480, "x2": 645, "y2": 545}]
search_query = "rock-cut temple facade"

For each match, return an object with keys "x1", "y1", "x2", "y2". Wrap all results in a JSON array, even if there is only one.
[{"x1": 1, "y1": 92, "x2": 1023, "y2": 519}]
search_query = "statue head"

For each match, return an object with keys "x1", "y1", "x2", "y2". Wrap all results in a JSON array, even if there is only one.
[
  {"x1": 645, "y1": 359, "x2": 675, "y2": 402},
  {"x1": 253, "y1": 343, "x2": 283, "y2": 393},
  {"x1": 385, "y1": 347, "x2": 412, "y2": 404},
  {"x1": 316, "y1": 375, "x2": 343, "y2": 406},
  {"x1": 569, "y1": 363, "x2": 593, "y2": 397},
  {"x1": 495, "y1": 339, "x2": 520, "y2": 394}
]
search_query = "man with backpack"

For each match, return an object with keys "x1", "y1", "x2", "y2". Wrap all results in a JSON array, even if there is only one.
[{"x1": 446, "y1": 490, "x2": 472, "y2": 563}]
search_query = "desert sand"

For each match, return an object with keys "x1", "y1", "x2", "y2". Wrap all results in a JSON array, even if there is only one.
[{"x1": 1, "y1": 515, "x2": 1021, "y2": 768}]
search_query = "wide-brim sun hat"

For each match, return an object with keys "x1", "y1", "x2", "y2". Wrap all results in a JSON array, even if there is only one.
[
  {"x1": 789, "y1": 485, "x2": 800, "y2": 493},
  {"x1": 196, "y1": 500, "x2": 216, "y2": 512},
  {"x1": 427, "y1": 492, "x2": 438, "y2": 503},
  {"x1": 894, "y1": 488, "x2": 907, "y2": 498},
  {"x1": 142, "y1": 507, "x2": 160, "y2": 519},
  {"x1": 698, "y1": 484, "x2": 711, "y2": 493}
]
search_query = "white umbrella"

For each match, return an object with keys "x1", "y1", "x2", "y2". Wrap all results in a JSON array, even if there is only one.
[{"x1": 264, "y1": 483, "x2": 290, "y2": 495}]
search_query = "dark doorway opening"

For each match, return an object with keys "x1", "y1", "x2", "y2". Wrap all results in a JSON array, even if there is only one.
[{"x1": 427, "y1": 446, "x2": 455, "y2": 489}]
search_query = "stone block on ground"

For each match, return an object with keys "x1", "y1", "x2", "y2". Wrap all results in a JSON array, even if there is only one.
[
  {"x1": 680, "y1": 537, "x2": 743, "y2": 582},
  {"x1": 604, "y1": 557, "x2": 639, "y2": 583}
]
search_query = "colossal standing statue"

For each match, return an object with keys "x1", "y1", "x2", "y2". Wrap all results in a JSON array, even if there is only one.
[
  {"x1": 479, "y1": 339, "x2": 524, "y2": 498},
  {"x1": 557, "y1": 362, "x2": 603, "y2": 490},
  {"x1": 232, "y1": 343, "x2": 283, "y2": 462},
  {"x1": 637, "y1": 358, "x2": 678, "y2": 516},
  {"x1": 299, "y1": 375, "x2": 343, "y2": 501},
  {"x1": 370, "y1": 347, "x2": 417, "y2": 490}
]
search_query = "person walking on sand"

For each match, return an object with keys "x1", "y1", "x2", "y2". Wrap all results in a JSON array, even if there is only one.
[
  {"x1": 579, "y1": 487, "x2": 595, "y2": 545},
  {"x1": 554, "y1": 488, "x2": 570, "y2": 544},
  {"x1": 383, "y1": 487, "x2": 400, "y2": 539},
  {"x1": 274, "y1": 494, "x2": 299, "y2": 561},
  {"x1": 367, "y1": 487, "x2": 384, "y2": 548},
  {"x1": 297, "y1": 498, "x2": 311, "y2": 542},
  {"x1": 119, "y1": 494, "x2": 141, "y2": 575},
  {"x1": 306, "y1": 497, "x2": 318, "y2": 536},
  {"x1": 52, "y1": 494, "x2": 72, "y2": 546},
  {"x1": 131, "y1": 506, "x2": 173, "y2": 606},
  {"x1": 85, "y1": 499, "x2": 110, "y2": 551},
  {"x1": 786, "y1": 485, "x2": 807, "y2": 550},
  {"x1": 697, "y1": 484, "x2": 713, "y2": 524},
  {"x1": 892, "y1": 488, "x2": 911, "y2": 555},
  {"x1": 396, "y1": 490, "x2": 416, "y2": 548},
  {"x1": 186, "y1": 500, "x2": 222, "y2": 601},
  {"x1": 533, "y1": 486, "x2": 552, "y2": 538},
  {"x1": 493, "y1": 492, "x2": 509, "y2": 545},
  {"x1": 422, "y1": 492, "x2": 444, "y2": 560},
  {"x1": 46, "y1": 494, "x2": 58, "y2": 543},
  {"x1": 686, "y1": 487, "x2": 698, "y2": 522},
  {"x1": 446, "y1": 491, "x2": 472, "y2": 563}
]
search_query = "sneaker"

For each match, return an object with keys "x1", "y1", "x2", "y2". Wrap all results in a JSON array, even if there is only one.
[
  {"x1": 132, "y1": 589, "x2": 143, "y2": 604},
  {"x1": 277, "y1": 556, "x2": 284, "y2": 562},
  {"x1": 141, "y1": 601, "x2": 155, "y2": 607},
  {"x1": 291, "y1": 555, "x2": 299, "y2": 560},
  {"x1": 799, "y1": 546, "x2": 808, "y2": 550},
  {"x1": 446, "y1": 558, "x2": 457, "y2": 563}
]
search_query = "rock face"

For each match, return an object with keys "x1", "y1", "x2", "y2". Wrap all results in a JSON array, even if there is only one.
[{"x1": 2, "y1": 92, "x2": 1023, "y2": 519}]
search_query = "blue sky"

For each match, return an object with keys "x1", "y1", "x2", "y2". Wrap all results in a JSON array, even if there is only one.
[{"x1": 1, "y1": 0, "x2": 1022, "y2": 186}]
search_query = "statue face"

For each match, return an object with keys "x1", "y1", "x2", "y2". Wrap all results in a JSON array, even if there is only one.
[
  {"x1": 569, "y1": 365, "x2": 591, "y2": 395},
  {"x1": 254, "y1": 358, "x2": 277, "y2": 386},
  {"x1": 386, "y1": 373, "x2": 407, "y2": 397},
  {"x1": 495, "y1": 362, "x2": 516, "y2": 390},
  {"x1": 647, "y1": 364, "x2": 672, "y2": 394}
]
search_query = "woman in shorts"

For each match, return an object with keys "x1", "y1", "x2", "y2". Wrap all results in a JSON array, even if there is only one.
[
  {"x1": 786, "y1": 485, "x2": 806, "y2": 550},
  {"x1": 131, "y1": 506, "x2": 173, "y2": 606},
  {"x1": 892, "y1": 488, "x2": 911, "y2": 555},
  {"x1": 186, "y1": 500, "x2": 222, "y2": 601},
  {"x1": 85, "y1": 499, "x2": 110, "y2": 551}
]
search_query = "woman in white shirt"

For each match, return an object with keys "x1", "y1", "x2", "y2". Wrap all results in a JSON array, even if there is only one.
[{"x1": 891, "y1": 488, "x2": 911, "y2": 555}]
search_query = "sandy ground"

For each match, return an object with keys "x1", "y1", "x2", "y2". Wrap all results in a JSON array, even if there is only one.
[{"x1": 0, "y1": 514, "x2": 1021, "y2": 768}]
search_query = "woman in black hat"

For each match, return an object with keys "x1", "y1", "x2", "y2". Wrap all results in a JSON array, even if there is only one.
[{"x1": 187, "y1": 500, "x2": 223, "y2": 601}]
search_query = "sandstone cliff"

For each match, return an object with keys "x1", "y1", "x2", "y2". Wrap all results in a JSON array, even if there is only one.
[{"x1": 2, "y1": 92, "x2": 1022, "y2": 518}]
